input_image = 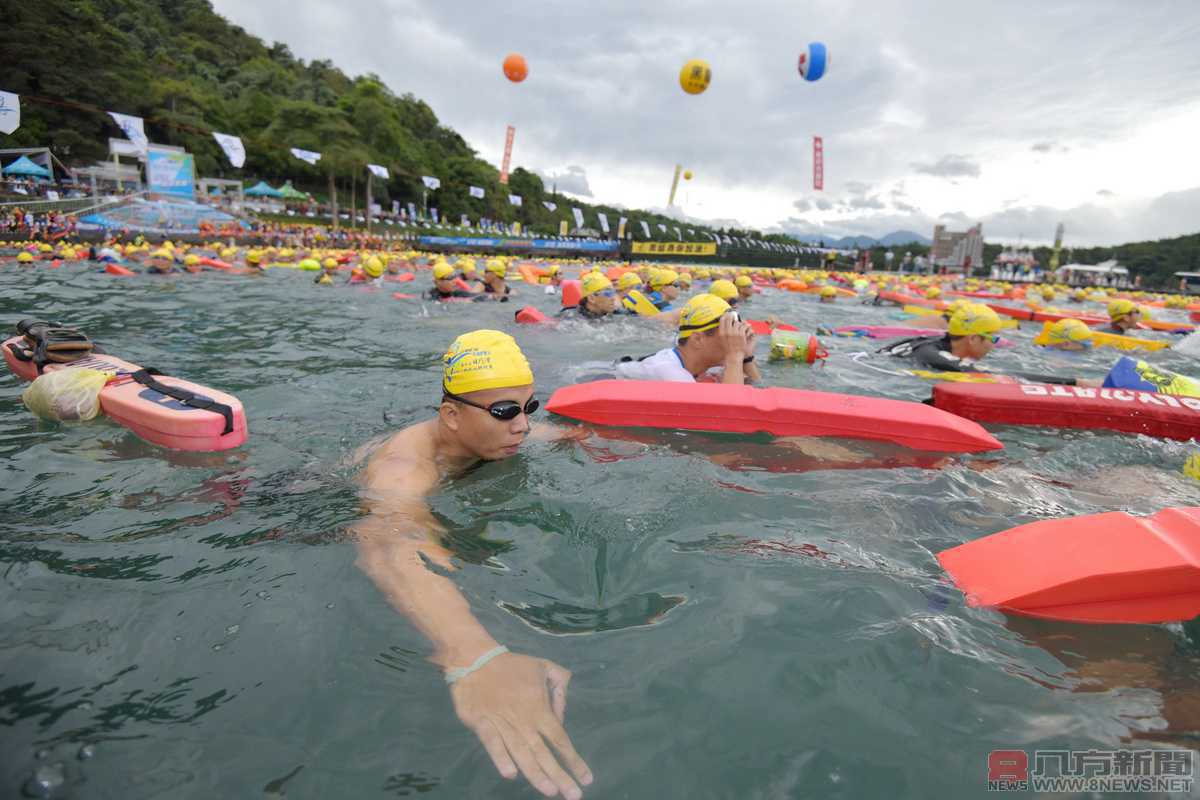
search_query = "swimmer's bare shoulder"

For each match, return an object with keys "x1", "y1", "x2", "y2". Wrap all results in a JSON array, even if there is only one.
[{"x1": 363, "y1": 419, "x2": 442, "y2": 495}]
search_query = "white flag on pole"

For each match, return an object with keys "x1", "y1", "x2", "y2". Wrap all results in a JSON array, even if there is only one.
[
  {"x1": 542, "y1": 201, "x2": 557, "y2": 212},
  {"x1": 367, "y1": 164, "x2": 389, "y2": 179},
  {"x1": 572, "y1": 207, "x2": 584, "y2": 229},
  {"x1": 508, "y1": 194, "x2": 522, "y2": 206},
  {"x1": 469, "y1": 186, "x2": 485, "y2": 199},
  {"x1": 657, "y1": 224, "x2": 667, "y2": 234},
  {"x1": 0, "y1": 91, "x2": 21, "y2": 135},
  {"x1": 674, "y1": 227, "x2": 682, "y2": 240},
  {"x1": 640, "y1": 221, "x2": 651, "y2": 238},
  {"x1": 211, "y1": 132, "x2": 245, "y2": 168},
  {"x1": 597, "y1": 212, "x2": 609, "y2": 234},
  {"x1": 290, "y1": 147, "x2": 321, "y2": 165},
  {"x1": 108, "y1": 111, "x2": 148, "y2": 153},
  {"x1": 421, "y1": 175, "x2": 441, "y2": 190}
]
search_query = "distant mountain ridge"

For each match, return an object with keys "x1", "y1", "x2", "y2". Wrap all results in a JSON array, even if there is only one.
[{"x1": 790, "y1": 230, "x2": 933, "y2": 248}]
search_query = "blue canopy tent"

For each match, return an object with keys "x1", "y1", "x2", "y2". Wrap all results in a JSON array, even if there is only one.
[
  {"x1": 244, "y1": 181, "x2": 284, "y2": 198},
  {"x1": 3, "y1": 155, "x2": 51, "y2": 178}
]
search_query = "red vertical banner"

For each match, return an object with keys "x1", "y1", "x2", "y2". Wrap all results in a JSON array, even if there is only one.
[
  {"x1": 499, "y1": 125, "x2": 516, "y2": 185},
  {"x1": 813, "y1": 136, "x2": 824, "y2": 191}
]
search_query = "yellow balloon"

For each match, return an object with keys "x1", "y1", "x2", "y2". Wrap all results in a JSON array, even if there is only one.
[
  {"x1": 679, "y1": 59, "x2": 711, "y2": 95},
  {"x1": 683, "y1": 170, "x2": 693, "y2": 180}
]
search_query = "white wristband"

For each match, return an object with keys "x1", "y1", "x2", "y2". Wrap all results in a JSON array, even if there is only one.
[{"x1": 444, "y1": 645, "x2": 509, "y2": 685}]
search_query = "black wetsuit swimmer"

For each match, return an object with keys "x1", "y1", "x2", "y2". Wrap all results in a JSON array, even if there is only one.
[
  {"x1": 424, "y1": 287, "x2": 476, "y2": 301},
  {"x1": 881, "y1": 335, "x2": 1077, "y2": 384}
]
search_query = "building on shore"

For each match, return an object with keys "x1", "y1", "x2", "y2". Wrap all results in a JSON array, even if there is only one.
[{"x1": 931, "y1": 223, "x2": 984, "y2": 273}]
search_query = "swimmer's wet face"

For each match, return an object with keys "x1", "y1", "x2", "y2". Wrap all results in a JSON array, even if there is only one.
[
  {"x1": 435, "y1": 277, "x2": 457, "y2": 293},
  {"x1": 441, "y1": 384, "x2": 535, "y2": 460},
  {"x1": 661, "y1": 283, "x2": 680, "y2": 301}
]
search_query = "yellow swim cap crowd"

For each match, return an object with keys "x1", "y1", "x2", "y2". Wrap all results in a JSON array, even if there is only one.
[
  {"x1": 708, "y1": 279, "x2": 738, "y2": 302},
  {"x1": 581, "y1": 273, "x2": 613, "y2": 298},
  {"x1": 443, "y1": 330, "x2": 533, "y2": 395}
]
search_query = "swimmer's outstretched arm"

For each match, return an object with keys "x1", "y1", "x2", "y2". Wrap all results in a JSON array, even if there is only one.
[{"x1": 354, "y1": 453, "x2": 593, "y2": 800}]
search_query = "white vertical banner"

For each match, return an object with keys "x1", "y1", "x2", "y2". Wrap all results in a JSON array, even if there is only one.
[
  {"x1": 617, "y1": 217, "x2": 628, "y2": 239},
  {"x1": 211, "y1": 132, "x2": 245, "y2": 167},
  {"x1": 407, "y1": 202, "x2": 417, "y2": 219},
  {"x1": 542, "y1": 200, "x2": 557, "y2": 212},
  {"x1": 290, "y1": 147, "x2": 321, "y2": 165},
  {"x1": 108, "y1": 111, "x2": 148, "y2": 153},
  {"x1": 367, "y1": 163, "x2": 389, "y2": 179},
  {"x1": 469, "y1": 185, "x2": 485, "y2": 199},
  {"x1": 572, "y1": 207, "x2": 584, "y2": 229},
  {"x1": 461, "y1": 214, "x2": 470, "y2": 227},
  {"x1": 0, "y1": 91, "x2": 22, "y2": 135},
  {"x1": 640, "y1": 220, "x2": 651, "y2": 238},
  {"x1": 597, "y1": 212, "x2": 609, "y2": 235},
  {"x1": 431, "y1": 208, "x2": 439, "y2": 223},
  {"x1": 508, "y1": 194, "x2": 522, "y2": 206},
  {"x1": 421, "y1": 175, "x2": 441, "y2": 190},
  {"x1": 674, "y1": 227, "x2": 682, "y2": 240},
  {"x1": 392, "y1": 200, "x2": 400, "y2": 214},
  {"x1": 657, "y1": 224, "x2": 667, "y2": 234}
]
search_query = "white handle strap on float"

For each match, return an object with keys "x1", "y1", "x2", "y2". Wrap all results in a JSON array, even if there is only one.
[{"x1": 445, "y1": 646, "x2": 509, "y2": 685}]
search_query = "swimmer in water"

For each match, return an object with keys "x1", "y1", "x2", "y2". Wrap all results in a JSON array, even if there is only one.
[
  {"x1": 354, "y1": 330, "x2": 593, "y2": 800},
  {"x1": 1105, "y1": 299, "x2": 1142, "y2": 334},
  {"x1": 615, "y1": 294, "x2": 760, "y2": 384},
  {"x1": 1035, "y1": 318, "x2": 1094, "y2": 351},
  {"x1": 425, "y1": 262, "x2": 475, "y2": 301},
  {"x1": 558, "y1": 273, "x2": 617, "y2": 319}
]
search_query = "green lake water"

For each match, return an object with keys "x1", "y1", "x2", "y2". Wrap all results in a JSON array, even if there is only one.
[{"x1": 2, "y1": 262, "x2": 1198, "y2": 798}]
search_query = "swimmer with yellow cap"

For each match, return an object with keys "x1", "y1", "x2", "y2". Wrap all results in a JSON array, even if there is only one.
[
  {"x1": 359, "y1": 256, "x2": 385, "y2": 286},
  {"x1": 480, "y1": 258, "x2": 512, "y2": 301},
  {"x1": 883, "y1": 302, "x2": 1102, "y2": 386},
  {"x1": 818, "y1": 286, "x2": 838, "y2": 304},
  {"x1": 615, "y1": 293, "x2": 759, "y2": 384},
  {"x1": 734, "y1": 274, "x2": 754, "y2": 302},
  {"x1": 426, "y1": 262, "x2": 475, "y2": 301},
  {"x1": 616, "y1": 271, "x2": 644, "y2": 305},
  {"x1": 709, "y1": 278, "x2": 739, "y2": 306},
  {"x1": 647, "y1": 268, "x2": 681, "y2": 310},
  {"x1": 542, "y1": 264, "x2": 562, "y2": 294},
  {"x1": 1035, "y1": 318, "x2": 1094, "y2": 351},
  {"x1": 560, "y1": 273, "x2": 616, "y2": 319},
  {"x1": 1107, "y1": 299, "x2": 1141, "y2": 333},
  {"x1": 354, "y1": 329, "x2": 594, "y2": 799}
]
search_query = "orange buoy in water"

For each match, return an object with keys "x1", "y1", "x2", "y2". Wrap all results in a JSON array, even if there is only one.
[{"x1": 503, "y1": 53, "x2": 528, "y2": 83}]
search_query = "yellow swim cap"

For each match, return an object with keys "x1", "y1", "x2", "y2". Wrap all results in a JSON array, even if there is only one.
[
  {"x1": 546, "y1": 264, "x2": 560, "y2": 276},
  {"x1": 38, "y1": 243, "x2": 53, "y2": 253},
  {"x1": 819, "y1": 286, "x2": 837, "y2": 298},
  {"x1": 323, "y1": 257, "x2": 337, "y2": 269},
  {"x1": 364, "y1": 256, "x2": 384, "y2": 278},
  {"x1": 651, "y1": 268, "x2": 679, "y2": 289},
  {"x1": 1036, "y1": 318, "x2": 1093, "y2": 346},
  {"x1": 1107, "y1": 299, "x2": 1138, "y2": 321},
  {"x1": 581, "y1": 273, "x2": 613, "y2": 298},
  {"x1": 17, "y1": 251, "x2": 33, "y2": 263},
  {"x1": 485, "y1": 259, "x2": 506, "y2": 277},
  {"x1": 926, "y1": 287, "x2": 942, "y2": 299},
  {"x1": 948, "y1": 303, "x2": 1005, "y2": 337},
  {"x1": 678, "y1": 294, "x2": 732, "y2": 339},
  {"x1": 709, "y1": 279, "x2": 738, "y2": 302},
  {"x1": 617, "y1": 272, "x2": 642, "y2": 291},
  {"x1": 317, "y1": 274, "x2": 333, "y2": 286},
  {"x1": 678, "y1": 273, "x2": 693, "y2": 285},
  {"x1": 1184, "y1": 452, "x2": 1200, "y2": 482},
  {"x1": 442, "y1": 330, "x2": 533, "y2": 395},
  {"x1": 433, "y1": 263, "x2": 455, "y2": 280},
  {"x1": 696, "y1": 269, "x2": 711, "y2": 279},
  {"x1": 184, "y1": 254, "x2": 200, "y2": 266},
  {"x1": 734, "y1": 274, "x2": 752, "y2": 288},
  {"x1": 151, "y1": 248, "x2": 172, "y2": 259}
]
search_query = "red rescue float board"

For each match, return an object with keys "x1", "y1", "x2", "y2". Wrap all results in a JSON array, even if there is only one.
[
  {"x1": 932, "y1": 381, "x2": 1200, "y2": 441},
  {"x1": 547, "y1": 380, "x2": 1002, "y2": 453}
]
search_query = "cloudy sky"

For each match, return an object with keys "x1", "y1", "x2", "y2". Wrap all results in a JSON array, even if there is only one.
[{"x1": 212, "y1": 0, "x2": 1200, "y2": 245}]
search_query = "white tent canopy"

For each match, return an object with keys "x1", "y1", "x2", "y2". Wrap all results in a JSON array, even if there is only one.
[{"x1": 1060, "y1": 259, "x2": 1127, "y2": 275}]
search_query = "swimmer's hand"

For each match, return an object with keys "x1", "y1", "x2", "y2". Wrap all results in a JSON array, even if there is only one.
[{"x1": 450, "y1": 652, "x2": 593, "y2": 799}]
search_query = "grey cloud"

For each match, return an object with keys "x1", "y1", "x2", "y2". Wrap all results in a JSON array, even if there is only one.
[
  {"x1": 844, "y1": 181, "x2": 872, "y2": 196},
  {"x1": 911, "y1": 155, "x2": 981, "y2": 179},
  {"x1": 536, "y1": 165, "x2": 592, "y2": 197},
  {"x1": 847, "y1": 196, "x2": 886, "y2": 210},
  {"x1": 792, "y1": 198, "x2": 812, "y2": 212},
  {"x1": 1032, "y1": 141, "x2": 1070, "y2": 154},
  {"x1": 1096, "y1": 189, "x2": 1114, "y2": 196},
  {"x1": 211, "y1": 0, "x2": 1200, "y2": 242},
  {"x1": 815, "y1": 197, "x2": 835, "y2": 211},
  {"x1": 893, "y1": 201, "x2": 920, "y2": 213}
]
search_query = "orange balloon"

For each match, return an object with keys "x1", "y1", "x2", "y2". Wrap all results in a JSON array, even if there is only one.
[{"x1": 503, "y1": 53, "x2": 528, "y2": 83}]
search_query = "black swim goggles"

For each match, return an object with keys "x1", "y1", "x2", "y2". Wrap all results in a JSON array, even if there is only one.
[{"x1": 442, "y1": 390, "x2": 539, "y2": 421}]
